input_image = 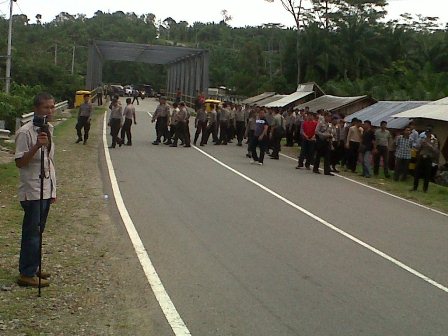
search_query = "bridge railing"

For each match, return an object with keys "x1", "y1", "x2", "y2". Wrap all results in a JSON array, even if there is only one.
[
  {"x1": 14, "y1": 100, "x2": 69, "y2": 133},
  {"x1": 165, "y1": 92, "x2": 246, "y2": 107}
]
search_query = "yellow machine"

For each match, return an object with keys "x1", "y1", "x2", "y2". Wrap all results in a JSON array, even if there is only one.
[
  {"x1": 75, "y1": 90, "x2": 91, "y2": 108},
  {"x1": 204, "y1": 99, "x2": 221, "y2": 112}
]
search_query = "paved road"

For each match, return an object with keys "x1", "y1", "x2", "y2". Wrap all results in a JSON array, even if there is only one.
[{"x1": 105, "y1": 98, "x2": 448, "y2": 336}]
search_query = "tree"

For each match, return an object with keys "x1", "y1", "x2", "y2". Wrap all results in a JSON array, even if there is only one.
[{"x1": 265, "y1": 0, "x2": 305, "y2": 85}]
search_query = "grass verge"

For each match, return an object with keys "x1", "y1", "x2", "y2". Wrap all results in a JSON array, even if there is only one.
[{"x1": 281, "y1": 145, "x2": 448, "y2": 214}]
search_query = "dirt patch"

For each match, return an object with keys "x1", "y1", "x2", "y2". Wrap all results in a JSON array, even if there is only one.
[
  {"x1": 0, "y1": 146, "x2": 14, "y2": 165},
  {"x1": 0, "y1": 110, "x2": 159, "y2": 335}
]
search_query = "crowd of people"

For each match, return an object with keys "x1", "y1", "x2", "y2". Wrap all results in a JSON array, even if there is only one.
[{"x1": 149, "y1": 95, "x2": 441, "y2": 192}]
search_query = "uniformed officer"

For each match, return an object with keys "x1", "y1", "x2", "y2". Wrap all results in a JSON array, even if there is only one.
[
  {"x1": 151, "y1": 96, "x2": 170, "y2": 145},
  {"x1": 194, "y1": 106, "x2": 207, "y2": 146},
  {"x1": 203, "y1": 104, "x2": 218, "y2": 145},
  {"x1": 217, "y1": 103, "x2": 229, "y2": 145},
  {"x1": 76, "y1": 94, "x2": 93, "y2": 145}
]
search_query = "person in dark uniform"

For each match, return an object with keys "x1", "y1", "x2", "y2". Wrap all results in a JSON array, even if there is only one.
[
  {"x1": 313, "y1": 112, "x2": 334, "y2": 176},
  {"x1": 75, "y1": 94, "x2": 92, "y2": 145},
  {"x1": 413, "y1": 128, "x2": 439, "y2": 192},
  {"x1": 217, "y1": 103, "x2": 229, "y2": 145},
  {"x1": 131, "y1": 89, "x2": 140, "y2": 105},
  {"x1": 120, "y1": 98, "x2": 136, "y2": 146},
  {"x1": 96, "y1": 84, "x2": 103, "y2": 106},
  {"x1": 170, "y1": 102, "x2": 189, "y2": 147},
  {"x1": 235, "y1": 104, "x2": 246, "y2": 146},
  {"x1": 108, "y1": 98, "x2": 123, "y2": 148},
  {"x1": 151, "y1": 97, "x2": 170, "y2": 145},
  {"x1": 194, "y1": 106, "x2": 207, "y2": 146},
  {"x1": 250, "y1": 108, "x2": 269, "y2": 165},
  {"x1": 203, "y1": 104, "x2": 218, "y2": 145}
]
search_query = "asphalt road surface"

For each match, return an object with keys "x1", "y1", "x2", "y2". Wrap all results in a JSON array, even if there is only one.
[{"x1": 105, "y1": 98, "x2": 448, "y2": 336}]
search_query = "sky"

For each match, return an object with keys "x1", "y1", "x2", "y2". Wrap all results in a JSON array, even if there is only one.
[{"x1": 1, "y1": 0, "x2": 447, "y2": 28}]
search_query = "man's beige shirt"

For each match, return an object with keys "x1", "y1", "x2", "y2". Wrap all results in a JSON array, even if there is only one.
[{"x1": 15, "y1": 122, "x2": 57, "y2": 201}]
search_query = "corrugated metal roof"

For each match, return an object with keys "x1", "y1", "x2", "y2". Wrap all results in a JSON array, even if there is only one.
[
  {"x1": 296, "y1": 82, "x2": 325, "y2": 96},
  {"x1": 393, "y1": 97, "x2": 448, "y2": 122},
  {"x1": 95, "y1": 40, "x2": 205, "y2": 65},
  {"x1": 346, "y1": 101, "x2": 429, "y2": 129},
  {"x1": 242, "y1": 92, "x2": 276, "y2": 105},
  {"x1": 255, "y1": 95, "x2": 286, "y2": 107},
  {"x1": 264, "y1": 91, "x2": 314, "y2": 108},
  {"x1": 294, "y1": 95, "x2": 370, "y2": 112}
]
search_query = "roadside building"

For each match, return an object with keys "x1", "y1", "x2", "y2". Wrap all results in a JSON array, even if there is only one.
[{"x1": 393, "y1": 97, "x2": 448, "y2": 165}]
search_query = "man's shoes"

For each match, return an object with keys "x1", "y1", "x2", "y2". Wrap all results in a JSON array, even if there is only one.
[
  {"x1": 184, "y1": 144, "x2": 191, "y2": 148},
  {"x1": 306, "y1": 166, "x2": 311, "y2": 170},
  {"x1": 152, "y1": 141, "x2": 160, "y2": 145},
  {"x1": 313, "y1": 170, "x2": 321, "y2": 174},
  {"x1": 246, "y1": 153, "x2": 252, "y2": 158},
  {"x1": 237, "y1": 143, "x2": 242, "y2": 147},
  {"x1": 270, "y1": 156, "x2": 279, "y2": 160},
  {"x1": 331, "y1": 167, "x2": 340, "y2": 173},
  {"x1": 17, "y1": 275, "x2": 50, "y2": 288},
  {"x1": 324, "y1": 172, "x2": 335, "y2": 176},
  {"x1": 169, "y1": 144, "x2": 177, "y2": 147},
  {"x1": 36, "y1": 270, "x2": 51, "y2": 279},
  {"x1": 296, "y1": 164, "x2": 303, "y2": 169},
  {"x1": 250, "y1": 160, "x2": 256, "y2": 164},
  {"x1": 108, "y1": 145, "x2": 115, "y2": 149},
  {"x1": 126, "y1": 142, "x2": 132, "y2": 146},
  {"x1": 76, "y1": 138, "x2": 83, "y2": 144},
  {"x1": 83, "y1": 140, "x2": 87, "y2": 145},
  {"x1": 256, "y1": 162, "x2": 263, "y2": 166}
]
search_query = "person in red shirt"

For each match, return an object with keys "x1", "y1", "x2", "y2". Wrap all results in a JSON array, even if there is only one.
[{"x1": 296, "y1": 111, "x2": 318, "y2": 169}]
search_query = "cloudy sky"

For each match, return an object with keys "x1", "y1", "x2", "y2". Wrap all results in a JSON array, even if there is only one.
[{"x1": 1, "y1": 0, "x2": 447, "y2": 27}]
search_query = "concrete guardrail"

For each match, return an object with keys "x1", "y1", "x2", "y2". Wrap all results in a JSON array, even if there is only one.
[
  {"x1": 18, "y1": 100, "x2": 69, "y2": 128},
  {"x1": 0, "y1": 129, "x2": 11, "y2": 139}
]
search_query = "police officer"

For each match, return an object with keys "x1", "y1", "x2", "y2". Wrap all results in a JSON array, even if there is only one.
[
  {"x1": 235, "y1": 104, "x2": 246, "y2": 146},
  {"x1": 204, "y1": 104, "x2": 218, "y2": 145},
  {"x1": 151, "y1": 96, "x2": 170, "y2": 145},
  {"x1": 194, "y1": 106, "x2": 207, "y2": 146},
  {"x1": 75, "y1": 94, "x2": 92, "y2": 145},
  {"x1": 217, "y1": 103, "x2": 229, "y2": 145}
]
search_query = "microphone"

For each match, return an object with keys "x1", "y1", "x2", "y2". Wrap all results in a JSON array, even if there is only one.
[{"x1": 33, "y1": 115, "x2": 51, "y2": 150}]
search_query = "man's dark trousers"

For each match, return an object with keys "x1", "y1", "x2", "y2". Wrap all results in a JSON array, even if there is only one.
[
  {"x1": 76, "y1": 116, "x2": 90, "y2": 141},
  {"x1": 155, "y1": 117, "x2": 168, "y2": 142},
  {"x1": 19, "y1": 199, "x2": 51, "y2": 277},
  {"x1": 374, "y1": 145, "x2": 390, "y2": 176},
  {"x1": 121, "y1": 119, "x2": 132, "y2": 144},
  {"x1": 413, "y1": 156, "x2": 432, "y2": 191},
  {"x1": 313, "y1": 139, "x2": 331, "y2": 174},
  {"x1": 298, "y1": 139, "x2": 315, "y2": 168}
]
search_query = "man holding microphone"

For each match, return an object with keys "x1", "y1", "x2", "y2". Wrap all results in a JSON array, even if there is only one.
[{"x1": 15, "y1": 93, "x2": 57, "y2": 287}]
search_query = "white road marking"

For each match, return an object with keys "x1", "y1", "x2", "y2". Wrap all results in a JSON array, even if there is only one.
[
  {"x1": 103, "y1": 112, "x2": 191, "y2": 336},
  {"x1": 279, "y1": 153, "x2": 448, "y2": 217},
  {"x1": 193, "y1": 145, "x2": 448, "y2": 294}
]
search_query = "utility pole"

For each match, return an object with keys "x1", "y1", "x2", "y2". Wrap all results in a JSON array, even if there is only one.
[
  {"x1": 54, "y1": 44, "x2": 58, "y2": 65},
  {"x1": 5, "y1": 0, "x2": 16, "y2": 94},
  {"x1": 71, "y1": 44, "x2": 75, "y2": 74}
]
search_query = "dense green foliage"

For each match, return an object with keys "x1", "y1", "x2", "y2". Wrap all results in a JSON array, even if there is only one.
[
  {"x1": 0, "y1": 83, "x2": 42, "y2": 130},
  {"x1": 1, "y1": 1, "x2": 448, "y2": 116}
]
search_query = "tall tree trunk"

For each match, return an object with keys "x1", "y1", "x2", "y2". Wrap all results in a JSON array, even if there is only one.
[{"x1": 296, "y1": 30, "x2": 301, "y2": 85}]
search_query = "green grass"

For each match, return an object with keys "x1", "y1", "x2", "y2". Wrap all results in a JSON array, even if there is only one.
[{"x1": 281, "y1": 145, "x2": 448, "y2": 214}]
